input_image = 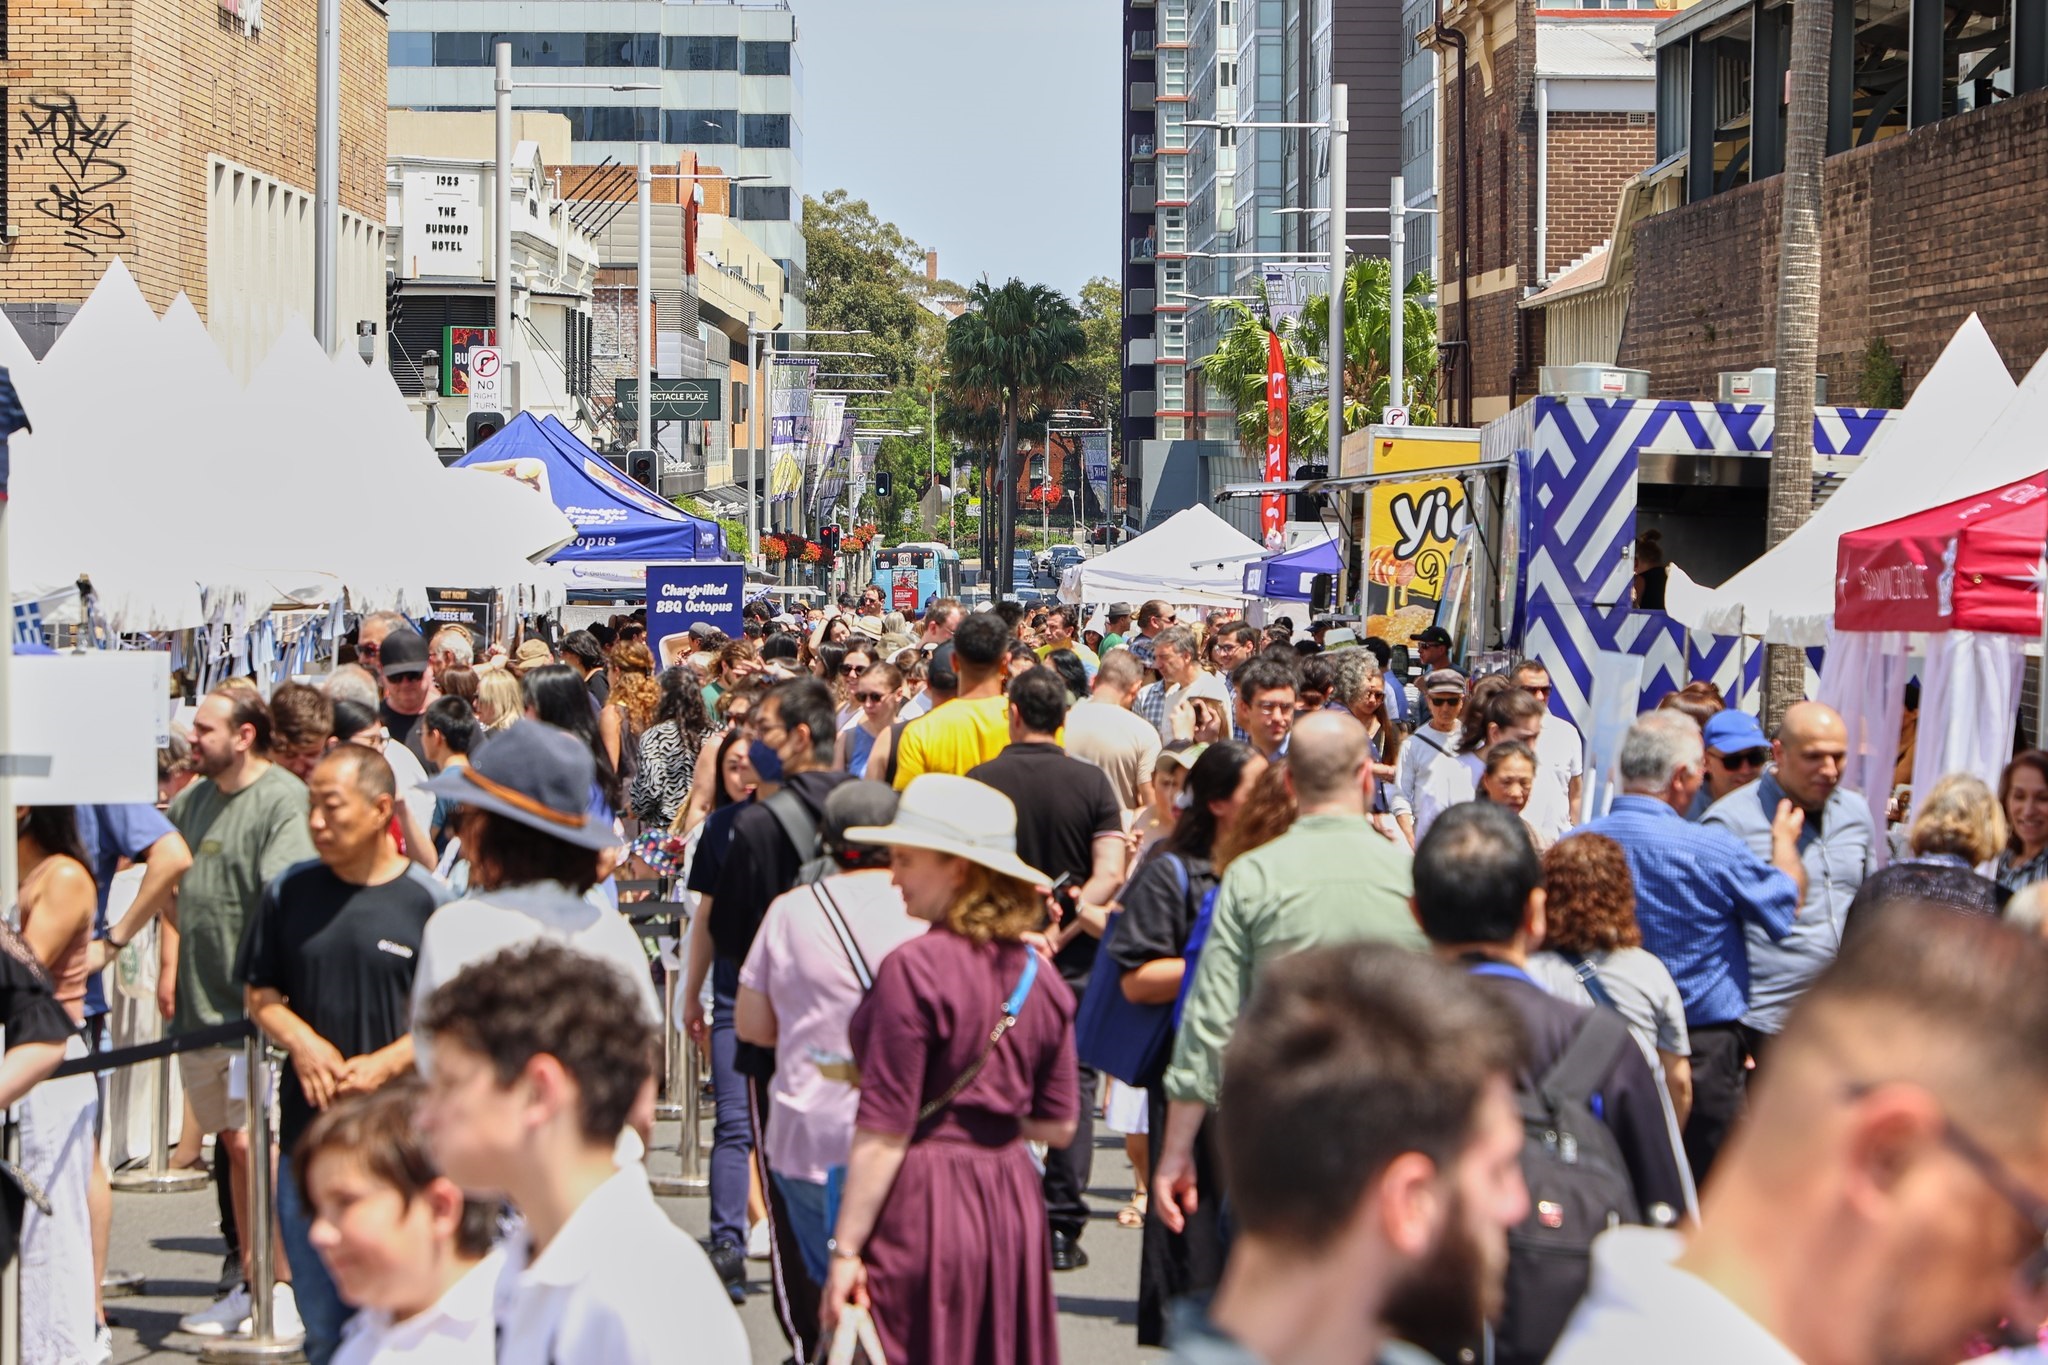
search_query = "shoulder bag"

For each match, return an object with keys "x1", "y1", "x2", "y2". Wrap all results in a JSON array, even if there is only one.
[{"x1": 1074, "y1": 853, "x2": 1188, "y2": 1086}]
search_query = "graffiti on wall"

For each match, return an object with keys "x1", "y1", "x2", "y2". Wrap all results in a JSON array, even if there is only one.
[{"x1": 17, "y1": 95, "x2": 128, "y2": 254}]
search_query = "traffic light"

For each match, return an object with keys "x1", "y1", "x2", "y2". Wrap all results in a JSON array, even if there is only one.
[
  {"x1": 821, "y1": 524, "x2": 841, "y2": 556},
  {"x1": 628, "y1": 449, "x2": 657, "y2": 489},
  {"x1": 465, "y1": 410, "x2": 504, "y2": 451},
  {"x1": 875, "y1": 468, "x2": 893, "y2": 499}
]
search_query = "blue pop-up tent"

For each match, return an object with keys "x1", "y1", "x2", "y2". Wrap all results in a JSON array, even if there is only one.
[
  {"x1": 1241, "y1": 536, "x2": 1344, "y2": 601},
  {"x1": 456, "y1": 413, "x2": 725, "y2": 592}
]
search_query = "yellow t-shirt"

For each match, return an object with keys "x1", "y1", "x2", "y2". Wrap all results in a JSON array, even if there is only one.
[{"x1": 892, "y1": 695, "x2": 1013, "y2": 789}]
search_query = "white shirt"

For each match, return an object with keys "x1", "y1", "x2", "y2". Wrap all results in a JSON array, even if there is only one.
[
  {"x1": 1411, "y1": 748, "x2": 1571, "y2": 845},
  {"x1": 1536, "y1": 712, "x2": 1586, "y2": 827},
  {"x1": 1549, "y1": 1227, "x2": 1803, "y2": 1365},
  {"x1": 1143, "y1": 671, "x2": 1231, "y2": 742},
  {"x1": 382, "y1": 740, "x2": 436, "y2": 840},
  {"x1": 410, "y1": 880, "x2": 661, "y2": 1072},
  {"x1": 494, "y1": 1165, "x2": 749, "y2": 1365},
  {"x1": 1395, "y1": 724, "x2": 1461, "y2": 821},
  {"x1": 898, "y1": 690, "x2": 935, "y2": 722},
  {"x1": 331, "y1": 1248, "x2": 503, "y2": 1365}
]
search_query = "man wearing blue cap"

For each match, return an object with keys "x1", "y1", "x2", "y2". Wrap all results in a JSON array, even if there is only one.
[{"x1": 1691, "y1": 710, "x2": 1773, "y2": 820}]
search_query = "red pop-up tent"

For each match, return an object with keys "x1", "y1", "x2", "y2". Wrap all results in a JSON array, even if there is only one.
[{"x1": 1834, "y1": 475, "x2": 2047, "y2": 635}]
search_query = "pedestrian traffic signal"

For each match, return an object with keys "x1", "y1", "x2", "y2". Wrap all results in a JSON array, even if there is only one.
[
  {"x1": 875, "y1": 469, "x2": 893, "y2": 499},
  {"x1": 628, "y1": 449, "x2": 657, "y2": 489},
  {"x1": 466, "y1": 410, "x2": 504, "y2": 451}
]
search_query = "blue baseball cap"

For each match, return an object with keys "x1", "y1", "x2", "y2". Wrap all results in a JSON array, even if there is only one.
[{"x1": 1701, "y1": 710, "x2": 1768, "y2": 754}]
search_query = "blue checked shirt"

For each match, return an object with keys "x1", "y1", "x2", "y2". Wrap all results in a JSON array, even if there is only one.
[
  {"x1": 1136, "y1": 680, "x2": 1169, "y2": 734},
  {"x1": 1576, "y1": 795, "x2": 1799, "y2": 1028}
]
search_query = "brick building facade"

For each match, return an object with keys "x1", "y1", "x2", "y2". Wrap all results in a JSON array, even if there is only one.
[
  {"x1": 1619, "y1": 88, "x2": 2048, "y2": 398},
  {"x1": 0, "y1": 0, "x2": 388, "y2": 374},
  {"x1": 1430, "y1": 4, "x2": 1657, "y2": 422}
]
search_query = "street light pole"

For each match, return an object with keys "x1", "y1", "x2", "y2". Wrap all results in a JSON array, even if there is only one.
[
  {"x1": 1389, "y1": 172, "x2": 1405, "y2": 415},
  {"x1": 1328, "y1": 82, "x2": 1348, "y2": 487},
  {"x1": 495, "y1": 42, "x2": 514, "y2": 370},
  {"x1": 636, "y1": 143, "x2": 653, "y2": 454},
  {"x1": 314, "y1": 0, "x2": 339, "y2": 354},
  {"x1": 746, "y1": 311, "x2": 760, "y2": 563}
]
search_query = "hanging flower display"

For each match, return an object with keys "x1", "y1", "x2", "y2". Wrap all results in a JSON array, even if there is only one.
[
  {"x1": 799, "y1": 539, "x2": 825, "y2": 565},
  {"x1": 761, "y1": 534, "x2": 789, "y2": 564}
]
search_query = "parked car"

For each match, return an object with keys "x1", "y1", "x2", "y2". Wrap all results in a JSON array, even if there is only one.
[{"x1": 1049, "y1": 544, "x2": 1086, "y2": 573}]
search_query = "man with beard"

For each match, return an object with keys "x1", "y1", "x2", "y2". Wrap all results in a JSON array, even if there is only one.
[
  {"x1": 1413, "y1": 802, "x2": 1689, "y2": 1364},
  {"x1": 1554, "y1": 903, "x2": 2048, "y2": 1364},
  {"x1": 1164, "y1": 943, "x2": 1528, "y2": 1364}
]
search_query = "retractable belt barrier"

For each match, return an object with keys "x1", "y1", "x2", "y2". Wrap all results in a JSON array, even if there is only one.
[
  {"x1": 617, "y1": 881, "x2": 707, "y2": 1196},
  {"x1": 52, "y1": 1018, "x2": 254, "y2": 1080}
]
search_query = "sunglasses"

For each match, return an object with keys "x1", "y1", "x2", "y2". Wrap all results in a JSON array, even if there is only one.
[
  {"x1": 1714, "y1": 747, "x2": 1771, "y2": 769},
  {"x1": 1428, "y1": 695, "x2": 1464, "y2": 708},
  {"x1": 855, "y1": 690, "x2": 891, "y2": 704},
  {"x1": 1521, "y1": 684, "x2": 1551, "y2": 699},
  {"x1": 841, "y1": 663, "x2": 869, "y2": 677}
]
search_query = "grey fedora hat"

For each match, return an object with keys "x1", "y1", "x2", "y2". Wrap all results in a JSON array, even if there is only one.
[{"x1": 421, "y1": 721, "x2": 616, "y2": 850}]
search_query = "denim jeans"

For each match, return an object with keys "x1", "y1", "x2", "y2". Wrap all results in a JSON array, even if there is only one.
[
  {"x1": 771, "y1": 1172, "x2": 831, "y2": 1283},
  {"x1": 709, "y1": 956, "x2": 754, "y2": 1251},
  {"x1": 276, "y1": 1153, "x2": 352, "y2": 1365}
]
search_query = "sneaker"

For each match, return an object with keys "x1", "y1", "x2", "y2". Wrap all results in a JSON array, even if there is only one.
[
  {"x1": 747, "y1": 1219, "x2": 771, "y2": 1261},
  {"x1": 705, "y1": 1238, "x2": 747, "y2": 1305},
  {"x1": 265, "y1": 1283, "x2": 305, "y2": 1342},
  {"x1": 86, "y1": 1323, "x2": 111, "y2": 1365},
  {"x1": 178, "y1": 1283, "x2": 251, "y2": 1337}
]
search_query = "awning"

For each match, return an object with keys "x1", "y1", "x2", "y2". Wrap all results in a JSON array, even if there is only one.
[
  {"x1": 1242, "y1": 536, "x2": 1343, "y2": 600},
  {"x1": 696, "y1": 483, "x2": 750, "y2": 515},
  {"x1": 1835, "y1": 474, "x2": 2047, "y2": 635}
]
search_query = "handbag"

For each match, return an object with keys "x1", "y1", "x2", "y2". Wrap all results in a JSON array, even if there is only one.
[
  {"x1": 1074, "y1": 853, "x2": 1187, "y2": 1085},
  {"x1": 816, "y1": 1304, "x2": 889, "y2": 1365}
]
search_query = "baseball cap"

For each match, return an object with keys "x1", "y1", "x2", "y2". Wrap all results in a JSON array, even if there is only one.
[
  {"x1": 378, "y1": 629, "x2": 430, "y2": 678},
  {"x1": 1702, "y1": 709, "x2": 1768, "y2": 754},
  {"x1": 1158, "y1": 740, "x2": 1207, "y2": 772},
  {"x1": 1412, "y1": 625, "x2": 1453, "y2": 647},
  {"x1": 1424, "y1": 668, "x2": 1468, "y2": 697},
  {"x1": 927, "y1": 642, "x2": 960, "y2": 691}
]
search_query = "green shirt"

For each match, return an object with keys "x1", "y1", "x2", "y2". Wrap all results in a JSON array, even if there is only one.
[
  {"x1": 1164, "y1": 813, "x2": 1424, "y2": 1107},
  {"x1": 1101, "y1": 632, "x2": 1127, "y2": 654},
  {"x1": 167, "y1": 763, "x2": 315, "y2": 1034}
]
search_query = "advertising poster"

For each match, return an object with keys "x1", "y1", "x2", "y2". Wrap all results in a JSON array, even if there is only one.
[
  {"x1": 647, "y1": 564, "x2": 747, "y2": 669},
  {"x1": 441, "y1": 326, "x2": 497, "y2": 397},
  {"x1": 1363, "y1": 432, "x2": 1481, "y2": 646},
  {"x1": 768, "y1": 359, "x2": 817, "y2": 513},
  {"x1": 1080, "y1": 431, "x2": 1110, "y2": 519},
  {"x1": 423, "y1": 588, "x2": 497, "y2": 647}
]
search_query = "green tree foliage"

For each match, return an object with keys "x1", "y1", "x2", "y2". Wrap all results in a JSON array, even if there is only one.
[
  {"x1": 801, "y1": 190, "x2": 959, "y2": 388},
  {"x1": 945, "y1": 280, "x2": 1085, "y2": 594},
  {"x1": 1856, "y1": 336, "x2": 1905, "y2": 409},
  {"x1": 1073, "y1": 276, "x2": 1124, "y2": 427},
  {"x1": 1198, "y1": 259, "x2": 1439, "y2": 462}
]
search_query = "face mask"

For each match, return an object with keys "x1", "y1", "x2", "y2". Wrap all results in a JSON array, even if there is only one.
[{"x1": 747, "y1": 738, "x2": 785, "y2": 785}]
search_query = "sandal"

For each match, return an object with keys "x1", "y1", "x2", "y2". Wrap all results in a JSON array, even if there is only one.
[{"x1": 1117, "y1": 1192, "x2": 1148, "y2": 1229}]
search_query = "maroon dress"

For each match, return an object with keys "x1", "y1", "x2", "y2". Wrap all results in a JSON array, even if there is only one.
[{"x1": 847, "y1": 925, "x2": 1079, "y2": 1364}]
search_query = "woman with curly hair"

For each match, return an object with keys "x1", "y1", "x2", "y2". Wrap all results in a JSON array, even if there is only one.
[
  {"x1": 820, "y1": 774, "x2": 1077, "y2": 1364},
  {"x1": 1528, "y1": 833, "x2": 1692, "y2": 1123},
  {"x1": 629, "y1": 667, "x2": 717, "y2": 827},
  {"x1": 598, "y1": 641, "x2": 661, "y2": 778}
]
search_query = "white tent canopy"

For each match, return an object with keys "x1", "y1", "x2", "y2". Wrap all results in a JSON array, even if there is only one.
[
  {"x1": 1059, "y1": 505, "x2": 1268, "y2": 606},
  {"x1": 1665, "y1": 315, "x2": 2018, "y2": 645}
]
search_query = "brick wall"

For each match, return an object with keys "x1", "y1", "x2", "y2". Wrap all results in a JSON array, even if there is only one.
[
  {"x1": 0, "y1": 0, "x2": 385, "y2": 316},
  {"x1": 1619, "y1": 88, "x2": 2048, "y2": 399},
  {"x1": 1545, "y1": 111, "x2": 1653, "y2": 275}
]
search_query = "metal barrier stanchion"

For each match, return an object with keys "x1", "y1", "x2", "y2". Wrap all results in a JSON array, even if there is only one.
[
  {"x1": 649, "y1": 907, "x2": 708, "y2": 1198},
  {"x1": 111, "y1": 1055, "x2": 209, "y2": 1193},
  {"x1": 654, "y1": 924, "x2": 685, "y2": 1123},
  {"x1": 2, "y1": 1112, "x2": 19, "y2": 1365},
  {"x1": 200, "y1": 1036, "x2": 299, "y2": 1363}
]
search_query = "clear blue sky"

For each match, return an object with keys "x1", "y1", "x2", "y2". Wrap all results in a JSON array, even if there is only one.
[{"x1": 795, "y1": 0, "x2": 1119, "y2": 299}]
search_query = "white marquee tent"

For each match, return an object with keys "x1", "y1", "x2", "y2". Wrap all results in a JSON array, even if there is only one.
[{"x1": 1059, "y1": 505, "x2": 1268, "y2": 607}]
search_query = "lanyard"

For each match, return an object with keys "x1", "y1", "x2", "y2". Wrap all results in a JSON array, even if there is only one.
[{"x1": 1465, "y1": 960, "x2": 1537, "y2": 988}]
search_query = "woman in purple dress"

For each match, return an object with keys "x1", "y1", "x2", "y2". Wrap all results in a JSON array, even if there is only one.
[{"x1": 821, "y1": 773, "x2": 1079, "y2": 1364}]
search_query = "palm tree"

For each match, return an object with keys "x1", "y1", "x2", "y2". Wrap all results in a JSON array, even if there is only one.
[
  {"x1": 945, "y1": 280, "x2": 1085, "y2": 598},
  {"x1": 1764, "y1": 0, "x2": 1835, "y2": 724},
  {"x1": 1297, "y1": 258, "x2": 1441, "y2": 431}
]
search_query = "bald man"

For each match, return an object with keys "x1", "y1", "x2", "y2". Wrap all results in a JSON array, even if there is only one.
[
  {"x1": 1703, "y1": 701, "x2": 1874, "y2": 1063},
  {"x1": 1153, "y1": 711, "x2": 1428, "y2": 1234},
  {"x1": 1553, "y1": 906, "x2": 2048, "y2": 1365}
]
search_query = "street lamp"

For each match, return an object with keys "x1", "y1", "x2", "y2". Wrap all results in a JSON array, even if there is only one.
[
  {"x1": 495, "y1": 42, "x2": 656, "y2": 392},
  {"x1": 637, "y1": 165, "x2": 767, "y2": 459},
  {"x1": 1191, "y1": 84, "x2": 1350, "y2": 511},
  {"x1": 1277, "y1": 190, "x2": 1442, "y2": 414}
]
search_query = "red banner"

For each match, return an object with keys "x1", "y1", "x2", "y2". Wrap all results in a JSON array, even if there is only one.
[{"x1": 1262, "y1": 330, "x2": 1288, "y2": 549}]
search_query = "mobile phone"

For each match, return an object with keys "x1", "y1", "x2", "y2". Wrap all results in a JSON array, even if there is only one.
[{"x1": 1047, "y1": 872, "x2": 1077, "y2": 922}]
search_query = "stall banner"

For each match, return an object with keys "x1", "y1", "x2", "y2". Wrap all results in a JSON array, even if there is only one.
[
  {"x1": 647, "y1": 564, "x2": 747, "y2": 670},
  {"x1": 1363, "y1": 432, "x2": 1482, "y2": 646},
  {"x1": 1262, "y1": 331, "x2": 1288, "y2": 550},
  {"x1": 423, "y1": 588, "x2": 497, "y2": 646},
  {"x1": 768, "y1": 359, "x2": 817, "y2": 508},
  {"x1": 1079, "y1": 431, "x2": 1111, "y2": 520}
]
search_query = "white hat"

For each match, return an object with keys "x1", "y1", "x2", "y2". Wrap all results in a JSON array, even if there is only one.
[
  {"x1": 845, "y1": 774, "x2": 1050, "y2": 886},
  {"x1": 1084, "y1": 609, "x2": 1108, "y2": 637}
]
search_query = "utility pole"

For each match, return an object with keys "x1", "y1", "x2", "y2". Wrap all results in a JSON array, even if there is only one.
[
  {"x1": 494, "y1": 41, "x2": 513, "y2": 372},
  {"x1": 636, "y1": 143, "x2": 653, "y2": 454},
  {"x1": 1389, "y1": 172, "x2": 1405, "y2": 416},
  {"x1": 313, "y1": 0, "x2": 339, "y2": 353},
  {"x1": 1328, "y1": 82, "x2": 1348, "y2": 486}
]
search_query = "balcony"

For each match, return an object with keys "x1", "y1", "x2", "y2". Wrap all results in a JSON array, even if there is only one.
[
  {"x1": 1129, "y1": 237, "x2": 1157, "y2": 263},
  {"x1": 1130, "y1": 133, "x2": 1156, "y2": 159},
  {"x1": 1128, "y1": 82, "x2": 1156, "y2": 110},
  {"x1": 1127, "y1": 287, "x2": 1156, "y2": 314},
  {"x1": 1127, "y1": 389, "x2": 1157, "y2": 420},
  {"x1": 1127, "y1": 338, "x2": 1157, "y2": 366},
  {"x1": 1131, "y1": 29, "x2": 1156, "y2": 56},
  {"x1": 1130, "y1": 185, "x2": 1157, "y2": 214}
]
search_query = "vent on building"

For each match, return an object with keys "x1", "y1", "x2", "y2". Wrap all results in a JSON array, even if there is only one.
[{"x1": 1539, "y1": 365, "x2": 1650, "y2": 399}]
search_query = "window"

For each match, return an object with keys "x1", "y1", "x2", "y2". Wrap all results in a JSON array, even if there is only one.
[
  {"x1": 389, "y1": 32, "x2": 432, "y2": 65},
  {"x1": 742, "y1": 113, "x2": 791, "y2": 147},
  {"x1": 433, "y1": 32, "x2": 487, "y2": 66},
  {"x1": 742, "y1": 40, "x2": 791, "y2": 75},
  {"x1": 665, "y1": 34, "x2": 737, "y2": 70},
  {"x1": 736, "y1": 185, "x2": 792, "y2": 220},
  {"x1": 560, "y1": 107, "x2": 661, "y2": 141},
  {"x1": 667, "y1": 109, "x2": 739, "y2": 143}
]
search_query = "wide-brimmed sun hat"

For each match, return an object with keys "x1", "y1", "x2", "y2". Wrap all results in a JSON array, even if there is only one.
[
  {"x1": 845, "y1": 774, "x2": 1049, "y2": 886},
  {"x1": 421, "y1": 721, "x2": 616, "y2": 850},
  {"x1": 510, "y1": 639, "x2": 555, "y2": 674}
]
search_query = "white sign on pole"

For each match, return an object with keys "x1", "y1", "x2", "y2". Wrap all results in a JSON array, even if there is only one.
[
  {"x1": 468, "y1": 346, "x2": 504, "y2": 412},
  {"x1": 1383, "y1": 405, "x2": 1410, "y2": 427}
]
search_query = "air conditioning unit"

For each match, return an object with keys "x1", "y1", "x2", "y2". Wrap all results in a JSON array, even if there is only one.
[
  {"x1": 1718, "y1": 369, "x2": 1828, "y2": 404},
  {"x1": 1538, "y1": 365, "x2": 1650, "y2": 399}
]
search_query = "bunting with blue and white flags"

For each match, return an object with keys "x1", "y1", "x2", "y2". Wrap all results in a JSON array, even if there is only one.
[{"x1": 0, "y1": 365, "x2": 30, "y2": 501}]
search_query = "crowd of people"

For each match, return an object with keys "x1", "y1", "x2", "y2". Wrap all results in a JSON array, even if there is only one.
[{"x1": 12, "y1": 585, "x2": 2048, "y2": 1364}]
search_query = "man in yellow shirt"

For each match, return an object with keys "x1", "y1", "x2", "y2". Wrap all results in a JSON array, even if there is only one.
[{"x1": 892, "y1": 612, "x2": 1014, "y2": 788}]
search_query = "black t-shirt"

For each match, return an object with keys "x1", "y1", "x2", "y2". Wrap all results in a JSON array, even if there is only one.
[
  {"x1": 1476, "y1": 970, "x2": 1689, "y2": 1219},
  {"x1": 1106, "y1": 849, "x2": 1218, "y2": 975},
  {"x1": 708, "y1": 770, "x2": 852, "y2": 962},
  {"x1": 687, "y1": 798, "x2": 750, "y2": 899},
  {"x1": 587, "y1": 670, "x2": 611, "y2": 706},
  {"x1": 968, "y1": 741, "x2": 1123, "y2": 990},
  {"x1": 380, "y1": 703, "x2": 436, "y2": 775},
  {"x1": 237, "y1": 859, "x2": 452, "y2": 1148}
]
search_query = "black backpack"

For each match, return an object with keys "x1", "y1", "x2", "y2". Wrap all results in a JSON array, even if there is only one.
[{"x1": 1495, "y1": 1005, "x2": 1642, "y2": 1365}]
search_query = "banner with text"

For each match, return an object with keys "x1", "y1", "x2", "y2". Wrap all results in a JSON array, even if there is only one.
[{"x1": 647, "y1": 563, "x2": 747, "y2": 670}]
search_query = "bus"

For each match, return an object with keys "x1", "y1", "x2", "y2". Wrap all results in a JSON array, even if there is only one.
[{"x1": 872, "y1": 542, "x2": 963, "y2": 613}]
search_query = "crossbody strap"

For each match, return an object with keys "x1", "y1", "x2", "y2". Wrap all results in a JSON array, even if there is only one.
[
  {"x1": 1562, "y1": 950, "x2": 1621, "y2": 1012},
  {"x1": 917, "y1": 951, "x2": 1040, "y2": 1125},
  {"x1": 814, "y1": 881, "x2": 874, "y2": 992}
]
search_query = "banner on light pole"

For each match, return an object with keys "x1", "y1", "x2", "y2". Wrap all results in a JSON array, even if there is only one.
[{"x1": 1263, "y1": 330, "x2": 1288, "y2": 551}]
